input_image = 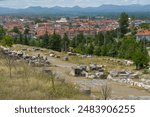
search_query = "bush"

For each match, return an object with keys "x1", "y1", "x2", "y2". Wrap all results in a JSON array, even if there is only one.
[
  {"x1": 132, "y1": 49, "x2": 149, "y2": 70},
  {"x1": 1, "y1": 36, "x2": 13, "y2": 47}
]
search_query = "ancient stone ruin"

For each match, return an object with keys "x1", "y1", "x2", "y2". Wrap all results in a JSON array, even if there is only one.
[
  {"x1": 71, "y1": 64, "x2": 107, "y2": 79},
  {"x1": 0, "y1": 46, "x2": 51, "y2": 67}
]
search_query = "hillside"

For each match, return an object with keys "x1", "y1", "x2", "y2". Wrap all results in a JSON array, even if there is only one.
[
  {"x1": 1, "y1": 4, "x2": 150, "y2": 15},
  {"x1": 1, "y1": 44, "x2": 150, "y2": 100},
  {"x1": 0, "y1": 45, "x2": 90, "y2": 100}
]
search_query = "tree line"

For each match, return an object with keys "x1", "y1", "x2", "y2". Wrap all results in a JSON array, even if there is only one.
[{"x1": 0, "y1": 12, "x2": 149, "y2": 69}]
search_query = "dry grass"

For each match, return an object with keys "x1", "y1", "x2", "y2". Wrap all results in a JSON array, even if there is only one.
[
  {"x1": 11, "y1": 44, "x2": 65, "y2": 57},
  {"x1": 0, "y1": 57, "x2": 90, "y2": 100},
  {"x1": 12, "y1": 44, "x2": 136, "y2": 72},
  {"x1": 69, "y1": 56, "x2": 135, "y2": 71},
  {"x1": 11, "y1": 44, "x2": 148, "y2": 72}
]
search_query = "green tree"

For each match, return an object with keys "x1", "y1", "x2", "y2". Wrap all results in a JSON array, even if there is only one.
[
  {"x1": 95, "y1": 32, "x2": 104, "y2": 46},
  {"x1": 49, "y1": 32, "x2": 61, "y2": 51},
  {"x1": 23, "y1": 35, "x2": 29, "y2": 45},
  {"x1": 0, "y1": 25, "x2": 5, "y2": 39},
  {"x1": 85, "y1": 43, "x2": 94, "y2": 55},
  {"x1": 13, "y1": 37, "x2": 17, "y2": 44},
  {"x1": 140, "y1": 23, "x2": 150, "y2": 29},
  {"x1": 94, "y1": 46, "x2": 101, "y2": 56},
  {"x1": 107, "y1": 43, "x2": 118, "y2": 57},
  {"x1": 132, "y1": 49, "x2": 149, "y2": 69},
  {"x1": 70, "y1": 37, "x2": 76, "y2": 48},
  {"x1": 18, "y1": 34, "x2": 23, "y2": 44},
  {"x1": 76, "y1": 33, "x2": 86, "y2": 45},
  {"x1": 101, "y1": 45, "x2": 107, "y2": 56},
  {"x1": 42, "y1": 32, "x2": 49, "y2": 48},
  {"x1": 62, "y1": 33, "x2": 70, "y2": 52},
  {"x1": 104, "y1": 31, "x2": 114, "y2": 44},
  {"x1": 74, "y1": 42, "x2": 86, "y2": 54},
  {"x1": 119, "y1": 12, "x2": 129, "y2": 37},
  {"x1": 29, "y1": 39, "x2": 36, "y2": 46},
  {"x1": 11, "y1": 27, "x2": 20, "y2": 34},
  {"x1": 118, "y1": 36, "x2": 137, "y2": 59}
]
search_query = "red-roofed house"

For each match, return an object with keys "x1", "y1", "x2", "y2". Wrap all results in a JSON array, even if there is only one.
[{"x1": 136, "y1": 30, "x2": 150, "y2": 41}]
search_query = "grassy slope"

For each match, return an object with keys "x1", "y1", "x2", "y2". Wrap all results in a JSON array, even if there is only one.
[{"x1": 0, "y1": 57, "x2": 90, "y2": 100}]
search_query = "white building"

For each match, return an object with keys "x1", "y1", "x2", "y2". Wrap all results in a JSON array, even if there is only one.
[{"x1": 56, "y1": 18, "x2": 67, "y2": 23}]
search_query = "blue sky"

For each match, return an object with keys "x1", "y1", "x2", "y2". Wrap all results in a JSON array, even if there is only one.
[{"x1": 0, "y1": 0, "x2": 149, "y2": 8}]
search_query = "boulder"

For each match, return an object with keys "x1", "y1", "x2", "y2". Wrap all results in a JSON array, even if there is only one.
[
  {"x1": 118, "y1": 71, "x2": 130, "y2": 78},
  {"x1": 107, "y1": 75, "x2": 113, "y2": 80},
  {"x1": 31, "y1": 56, "x2": 37, "y2": 60},
  {"x1": 78, "y1": 65, "x2": 87, "y2": 71},
  {"x1": 86, "y1": 66, "x2": 90, "y2": 72},
  {"x1": 87, "y1": 74, "x2": 96, "y2": 79},
  {"x1": 89, "y1": 64, "x2": 97, "y2": 70},
  {"x1": 67, "y1": 52, "x2": 77, "y2": 56},
  {"x1": 95, "y1": 72, "x2": 104, "y2": 78},
  {"x1": 145, "y1": 80, "x2": 150, "y2": 85},
  {"x1": 87, "y1": 55, "x2": 92, "y2": 58},
  {"x1": 63, "y1": 56, "x2": 69, "y2": 61},
  {"x1": 80, "y1": 87, "x2": 91, "y2": 95},
  {"x1": 81, "y1": 55, "x2": 87, "y2": 58},
  {"x1": 109, "y1": 71, "x2": 118, "y2": 77},
  {"x1": 50, "y1": 53, "x2": 55, "y2": 57},
  {"x1": 32, "y1": 48, "x2": 40, "y2": 51},
  {"x1": 130, "y1": 73, "x2": 139, "y2": 79},
  {"x1": 17, "y1": 51, "x2": 23, "y2": 57},
  {"x1": 45, "y1": 60, "x2": 51, "y2": 65},
  {"x1": 81, "y1": 71, "x2": 88, "y2": 77},
  {"x1": 143, "y1": 85, "x2": 150, "y2": 90},
  {"x1": 124, "y1": 60, "x2": 134, "y2": 66},
  {"x1": 71, "y1": 67, "x2": 82, "y2": 77}
]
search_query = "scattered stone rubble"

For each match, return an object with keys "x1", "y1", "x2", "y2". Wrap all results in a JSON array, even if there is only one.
[
  {"x1": 67, "y1": 52, "x2": 77, "y2": 56},
  {"x1": 109, "y1": 70, "x2": 138, "y2": 78},
  {"x1": 103, "y1": 58, "x2": 134, "y2": 66},
  {"x1": 108, "y1": 70, "x2": 150, "y2": 92},
  {"x1": 49, "y1": 52, "x2": 65, "y2": 59},
  {"x1": 70, "y1": 64, "x2": 107, "y2": 79},
  {"x1": 71, "y1": 63, "x2": 150, "y2": 92},
  {"x1": 0, "y1": 46, "x2": 51, "y2": 67}
]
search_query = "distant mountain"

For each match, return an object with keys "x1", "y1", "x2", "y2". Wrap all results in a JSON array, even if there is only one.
[{"x1": 1, "y1": 4, "x2": 150, "y2": 15}]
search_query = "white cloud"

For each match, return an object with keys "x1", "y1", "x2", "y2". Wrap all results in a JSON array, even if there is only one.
[{"x1": 0, "y1": 0, "x2": 149, "y2": 8}]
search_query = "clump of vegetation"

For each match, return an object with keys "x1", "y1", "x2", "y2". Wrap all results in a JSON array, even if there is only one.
[
  {"x1": 1, "y1": 36, "x2": 13, "y2": 47},
  {"x1": 132, "y1": 49, "x2": 149, "y2": 70},
  {"x1": 100, "y1": 84, "x2": 112, "y2": 100},
  {"x1": 143, "y1": 68, "x2": 149, "y2": 74}
]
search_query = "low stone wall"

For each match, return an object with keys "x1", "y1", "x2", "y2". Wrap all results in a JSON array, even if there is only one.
[{"x1": 107, "y1": 75, "x2": 150, "y2": 91}]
